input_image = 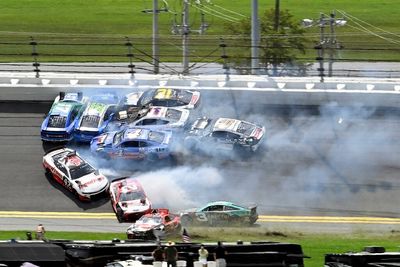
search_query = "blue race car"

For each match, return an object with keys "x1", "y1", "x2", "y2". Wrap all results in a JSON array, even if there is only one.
[
  {"x1": 90, "y1": 127, "x2": 173, "y2": 161},
  {"x1": 73, "y1": 93, "x2": 119, "y2": 143},
  {"x1": 41, "y1": 92, "x2": 87, "y2": 142}
]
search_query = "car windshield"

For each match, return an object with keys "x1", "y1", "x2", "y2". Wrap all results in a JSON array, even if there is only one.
[
  {"x1": 148, "y1": 131, "x2": 165, "y2": 143},
  {"x1": 175, "y1": 90, "x2": 192, "y2": 104},
  {"x1": 237, "y1": 121, "x2": 256, "y2": 136},
  {"x1": 113, "y1": 129, "x2": 125, "y2": 146},
  {"x1": 139, "y1": 119, "x2": 169, "y2": 126},
  {"x1": 137, "y1": 216, "x2": 162, "y2": 225},
  {"x1": 81, "y1": 115, "x2": 100, "y2": 128},
  {"x1": 138, "y1": 89, "x2": 156, "y2": 106},
  {"x1": 69, "y1": 163, "x2": 95, "y2": 180},
  {"x1": 48, "y1": 115, "x2": 67, "y2": 128},
  {"x1": 119, "y1": 191, "x2": 145, "y2": 202},
  {"x1": 165, "y1": 109, "x2": 182, "y2": 121}
]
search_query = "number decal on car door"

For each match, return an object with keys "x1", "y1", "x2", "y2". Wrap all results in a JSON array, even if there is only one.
[{"x1": 195, "y1": 212, "x2": 208, "y2": 222}]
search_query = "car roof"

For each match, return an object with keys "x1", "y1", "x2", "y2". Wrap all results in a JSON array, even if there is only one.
[
  {"x1": 213, "y1": 118, "x2": 242, "y2": 132},
  {"x1": 123, "y1": 128, "x2": 151, "y2": 141},
  {"x1": 205, "y1": 201, "x2": 244, "y2": 208},
  {"x1": 143, "y1": 106, "x2": 185, "y2": 120},
  {"x1": 83, "y1": 102, "x2": 108, "y2": 116},
  {"x1": 54, "y1": 150, "x2": 86, "y2": 169}
]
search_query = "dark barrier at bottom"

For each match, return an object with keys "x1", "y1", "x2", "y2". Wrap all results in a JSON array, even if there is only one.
[{"x1": 0, "y1": 239, "x2": 307, "y2": 267}]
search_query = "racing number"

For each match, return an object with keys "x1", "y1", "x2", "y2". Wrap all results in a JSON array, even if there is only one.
[
  {"x1": 195, "y1": 212, "x2": 208, "y2": 222},
  {"x1": 155, "y1": 88, "x2": 172, "y2": 99}
]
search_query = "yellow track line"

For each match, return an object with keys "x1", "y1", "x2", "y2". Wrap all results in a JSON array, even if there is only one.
[{"x1": 0, "y1": 212, "x2": 398, "y2": 224}]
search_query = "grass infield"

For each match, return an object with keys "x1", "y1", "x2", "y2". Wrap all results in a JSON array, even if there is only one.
[{"x1": 0, "y1": 0, "x2": 398, "y2": 62}]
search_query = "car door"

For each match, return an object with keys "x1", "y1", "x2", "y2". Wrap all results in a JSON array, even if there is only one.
[
  {"x1": 119, "y1": 141, "x2": 141, "y2": 159},
  {"x1": 198, "y1": 205, "x2": 225, "y2": 225}
]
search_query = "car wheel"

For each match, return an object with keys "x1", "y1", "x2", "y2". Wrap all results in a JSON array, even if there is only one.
[
  {"x1": 116, "y1": 207, "x2": 124, "y2": 223},
  {"x1": 180, "y1": 215, "x2": 193, "y2": 226},
  {"x1": 44, "y1": 168, "x2": 53, "y2": 179}
]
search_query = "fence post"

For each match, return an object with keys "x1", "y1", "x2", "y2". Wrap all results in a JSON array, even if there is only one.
[
  {"x1": 125, "y1": 37, "x2": 136, "y2": 78},
  {"x1": 220, "y1": 38, "x2": 230, "y2": 81},
  {"x1": 30, "y1": 37, "x2": 40, "y2": 78}
]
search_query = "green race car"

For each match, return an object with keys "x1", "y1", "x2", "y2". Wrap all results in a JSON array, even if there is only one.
[{"x1": 180, "y1": 201, "x2": 258, "y2": 227}]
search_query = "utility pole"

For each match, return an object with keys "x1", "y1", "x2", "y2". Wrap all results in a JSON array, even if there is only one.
[
  {"x1": 251, "y1": 0, "x2": 259, "y2": 75},
  {"x1": 274, "y1": 0, "x2": 280, "y2": 31},
  {"x1": 328, "y1": 11, "x2": 338, "y2": 77},
  {"x1": 316, "y1": 13, "x2": 325, "y2": 82},
  {"x1": 182, "y1": 0, "x2": 190, "y2": 75},
  {"x1": 272, "y1": 0, "x2": 280, "y2": 76},
  {"x1": 302, "y1": 11, "x2": 345, "y2": 82},
  {"x1": 152, "y1": 0, "x2": 159, "y2": 74}
]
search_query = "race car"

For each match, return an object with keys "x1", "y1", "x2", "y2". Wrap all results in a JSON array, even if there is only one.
[
  {"x1": 42, "y1": 147, "x2": 110, "y2": 201},
  {"x1": 90, "y1": 127, "x2": 173, "y2": 161},
  {"x1": 109, "y1": 177, "x2": 152, "y2": 223},
  {"x1": 126, "y1": 208, "x2": 181, "y2": 240},
  {"x1": 41, "y1": 92, "x2": 87, "y2": 142},
  {"x1": 73, "y1": 93, "x2": 119, "y2": 143},
  {"x1": 180, "y1": 201, "x2": 258, "y2": 226},
  {"x1": 120, "y1": 88, "x2": 200, "y2": 110},
  {"x1": 129, "y1": 106, "x2": 190, "y2": 130},
  {"x1": 184, "y1": 117, "x2": 265, "y2": 153}
]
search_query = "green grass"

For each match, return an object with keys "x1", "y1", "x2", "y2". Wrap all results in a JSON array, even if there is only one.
[
  {"x1": 2, "y1": 228, "x2": 400, "y2": 267},
  {"x1": 0, "y1": 0, "x2": 399, "y2": 62}
]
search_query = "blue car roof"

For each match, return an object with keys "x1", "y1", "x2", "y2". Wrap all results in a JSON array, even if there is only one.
[
  {"x1": 90, "y1": 93, "x2": 118, "y2": 104},
  {"x1": 123, "y1": 128, "x2": 151, "y2": 141}
]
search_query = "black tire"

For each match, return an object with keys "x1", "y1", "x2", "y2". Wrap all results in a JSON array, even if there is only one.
[
  {"x1": 180, "y1": 215, "x2": 193, "y2": 226},
  {"x1": 116, "y1": 207, "x2": 124, "y2": 223},
  {"x1": 44, "y1": 168, "x2": 53, "y2": 179}
]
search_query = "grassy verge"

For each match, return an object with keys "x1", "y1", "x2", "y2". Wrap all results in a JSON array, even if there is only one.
[
  {"x1": 2, "y1": 228, "x2": 400, "y2": 267},
  {"x1": 0, "y1": 0, "x2": 399, "y2": 62}
]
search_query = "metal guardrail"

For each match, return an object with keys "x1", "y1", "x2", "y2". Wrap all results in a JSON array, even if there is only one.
[{"x1": 1, "y1": 72, "x2": 400, "y2": 108}]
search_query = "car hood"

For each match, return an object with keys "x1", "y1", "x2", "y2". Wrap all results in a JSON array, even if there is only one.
[
  {"x1": 91, "y1": 132, "x2": 115, "y2": 147},
  {"x1": 119, "y1": 200, "x2": 151, "y2": 213},
  {"x1": 129, "y1": 223, "x2": 162, "y2": 232},
  {"x1": 76, "y1": 173, "x2": 108, "y2": 193}
]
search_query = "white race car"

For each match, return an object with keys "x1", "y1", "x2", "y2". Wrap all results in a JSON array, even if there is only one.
[
  {"x1": 129, "y1": 106, "x2": 190, "y2": 130},
  {"x1": 42, "y1": 147, "x2": 109, "y2": 201},
  {"x1": 185, "y1": 117, "x2": 266, "y2": 153},
  {"x1": 109, "y1": 177, "x2": 152, "y2": 223},
  {"x1": 121, "y1": 88, "x2": 200, "y2": 110}
]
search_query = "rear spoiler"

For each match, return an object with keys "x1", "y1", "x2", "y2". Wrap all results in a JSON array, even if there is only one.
[{"x1": 110, "y1": 176, "x2": 130, "y2": 183}]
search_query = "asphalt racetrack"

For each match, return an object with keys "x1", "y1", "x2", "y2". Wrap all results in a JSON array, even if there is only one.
[{"x1": 0, "y1": 89, "x2": 400, "y2": 233}]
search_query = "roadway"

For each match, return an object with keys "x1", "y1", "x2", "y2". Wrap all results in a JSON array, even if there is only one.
[{"x1": 0, "y1": 90, "x2": 399, "y2": 233}]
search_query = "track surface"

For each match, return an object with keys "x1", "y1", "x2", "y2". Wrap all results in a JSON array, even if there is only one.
[{"x1": 1, "y1": 90, "x2": 400, "y2": 232}]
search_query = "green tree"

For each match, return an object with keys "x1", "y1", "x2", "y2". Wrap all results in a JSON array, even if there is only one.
[{"x1": 224, "y1": 8, "x2": 308, "y2": 76}]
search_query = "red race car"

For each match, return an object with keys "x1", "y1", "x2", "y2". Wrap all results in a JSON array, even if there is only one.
[
  {"x1": 126, "y1": 208, "x2": 182, "y2": 240},
  {"x1": 109, "y1": 177, "x2": 152, "y2": 223}
]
